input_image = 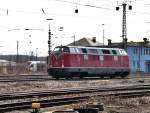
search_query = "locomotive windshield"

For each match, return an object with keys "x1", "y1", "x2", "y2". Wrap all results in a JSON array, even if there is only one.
[
  {"x1": 53, "y1": 46, "x2": 70, "y2": 56},
  {"x1": 54, "y1": 46, "x2": 69, "y2": 52}
]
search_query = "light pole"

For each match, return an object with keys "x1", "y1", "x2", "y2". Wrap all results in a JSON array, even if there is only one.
[
  {"x1": 17, "y1": 41, "x2": 19, "y2": 63},
  {"x1": 24, "y1": 28, "x2": 43, "y2": 61},
  {"x1": 73, "y1": 35, "x2": 75, "y2": 46},
  {"x1": 145, "y1": 22, "x2": 150, "y2": 38},
  {"x1": 8, "y1": 29, "x2": 20, "y2": 63},
  {"x1": 59, "y1": 27, "x2": 64, "y2": 46},
  {"x1": 8, "y1": 28, "x2": 43, "y2": 60},
  {"x1": 46, "y1": 19, "x2": 53, "y2": 56},
  {"x1": 102, "y1": 24, "x2": 105, "y2": 46},
  {"x1": 29, "y1": 41, "x2": 32, "y2": 61},
  {"x1": 36, "y1": 48, "x2": 38, "y2": 61}
]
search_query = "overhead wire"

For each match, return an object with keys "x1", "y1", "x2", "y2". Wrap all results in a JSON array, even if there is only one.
[
  {"x1": 53, "y1": 0, "x2": 113, "y2": 10},
  {"x1": 52, "y1": 0, "x2": 150, "y2": 15},
  {"x1": 0, "y1": 0, "x2": 150, "y2": 19}
]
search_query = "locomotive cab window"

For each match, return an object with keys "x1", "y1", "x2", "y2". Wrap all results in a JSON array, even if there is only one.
[
  {"x1": 81, "y1": 48, "x2": 87, "y2": 54},
  {"x1": 87, "y1": 49, "x2": 98, "y2": 54},
  {"x1": 112, "y1": 50, "x2": 117, "y2": 55},
  {"x1": 102, "y1": 49, "x2": 110, "y2": 54},
  {"x1": 115, "y1": 50, "x2": 120, "y2": 55},
  {"x1": 62, "y1": 47, "x2": 69, "y2": 53},
  {"x1": 53, "y1": 47, "x2": 62, "y2": 57},
  {"x1": 70, "y1": 48, "x2": 77, "y2": 53},
  {"x1": 97, "y1": 49, "x2": 103, "y2": 55},
  {"x1": 119, "y1": 50, "x2": 127, "y2": 55},
  {"x1": 53, "y1": 46, "x2": 70, "y2": 57},
  {"x1": 53, "y1": 47, "x2": 61, "y2": 52}
]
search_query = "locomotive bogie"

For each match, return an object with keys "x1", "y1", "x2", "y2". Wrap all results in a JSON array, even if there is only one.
[{"x1": 48, "y1": 67, "x2": 130, "y2": 79}]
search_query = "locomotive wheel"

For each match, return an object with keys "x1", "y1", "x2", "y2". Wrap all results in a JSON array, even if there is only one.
[
  {"x1": 110, "y1": 75, "x2": 115, "y2": 79},
  {"x1": 121, "y1": 74, "x2": 127, "y2": 78},
  {"x1": 79, "y1": 76, "x2": 83, "y2": 79},
  {"x1": 65, "y1": 76, "x2": 72, "y2": 80},
  {"x1": 70, "y1": 72, "x2": 76, "y2": 78},
  {"x1": 70, "y1": 72, "x2": 82, "y2": 79},
  {"x1": 54, "y1": 75, "x2": 60, "y2": 80},
  {"x1": 100, "y1": 76, "x2": 104, "y2": 79},
  {"x1": 120, "y1": 72, "x2": 129, "y2": 78}
]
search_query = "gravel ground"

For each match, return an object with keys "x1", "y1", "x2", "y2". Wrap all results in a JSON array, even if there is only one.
[
  {"x1": 89, "y1": 96, "x2": 150, "y2": 113},
  {"x1": 2, "y1": 76, "x2": 150, "y2": 113},
  {"x1": 0, "y1": 77, "x2": 149, "y2": 93}
]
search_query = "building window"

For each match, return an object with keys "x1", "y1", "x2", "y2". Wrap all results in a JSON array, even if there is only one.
[
  {"x1": 133, "y1": 48, "x2": 138, "y2": 54},
  {"x1": 140, "y1": 48, "x2": 143, "y2": 55},
  {"x1": 137, "y1": 61, "x2": 140, "y2": 69},
  {"x1": 144, "y1": 49, "x2": 146, "y2": 55},
  {"x1": 133, "y1": 61, "x2": 135, "y2": 67},
  {"x1": 143, "y1": 48, "x2": 150, "y2": 55},
  {"x1": 149, "y1": 49, "x2": 150, "y2": 55},
  {"x1": 146, "y1": 49, "x2": 148, "y2": 55}
]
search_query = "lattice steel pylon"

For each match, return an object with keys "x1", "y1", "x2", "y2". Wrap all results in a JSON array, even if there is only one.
[
  {"x1": 46, "y1": 18, "x2": 53, "y2": 55},
  {"x1": 122, "y1": 3, "x2": 127, "y2": 46},
  {"x1": 116, "y1": 2, "x2": 132, "y2": 48}
]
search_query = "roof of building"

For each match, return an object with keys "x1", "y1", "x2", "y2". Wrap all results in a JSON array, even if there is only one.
[
  {"x1": 68, "y1": 37, "x2": 150, "y2": 48},
  {"x1": 67, "y1": 37, "x2": 103, "y2": 46},
  {"x1": 0, "y1": 59, "x2": 16, "y2": 66},
  {"x1": 110, "y1": 41, "x2": 150, "y2": 48}
]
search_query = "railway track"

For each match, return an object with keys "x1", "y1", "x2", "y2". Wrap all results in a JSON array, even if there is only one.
[
  {"x1": 1, "y1": 84, "x2": 150, "y2": 100},
  {"x1": 0, "y1": 74, "x2": 150, "y2": 82},
  {"x1": 0, "y1": 96, "x2": 88, "y2": 112},
  {"x1": 0, "y1": 74, "x2": 52, "y2": 82},
  {"x1": 1, "y1": 84, "x2": 150, "y2": 112}
]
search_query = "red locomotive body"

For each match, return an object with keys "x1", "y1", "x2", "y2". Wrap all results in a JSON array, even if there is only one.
[{"x1": 47, "y1": 46, "x2": 130, "y2": 79}]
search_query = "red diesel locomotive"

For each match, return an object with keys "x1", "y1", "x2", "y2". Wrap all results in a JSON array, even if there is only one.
[{"x1": 47, "y1": 46, "x2": 130, "y2": 79}]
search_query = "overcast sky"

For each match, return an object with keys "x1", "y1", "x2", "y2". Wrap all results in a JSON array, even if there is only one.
[{"x1": 0, "y1": 0, "x2": 150, "y2": 56}]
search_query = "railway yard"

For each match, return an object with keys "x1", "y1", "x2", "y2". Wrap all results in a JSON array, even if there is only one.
[{"x1": 0, "y1": 74, "x2": 150, "y2": 113}]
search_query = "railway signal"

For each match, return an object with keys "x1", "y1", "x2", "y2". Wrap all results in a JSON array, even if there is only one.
[
  {"x1": 46, "y1": 18, "x2": 53, "y2": 55},
  {"x1": 75, "y1": 9, "x2": 78, "y2": 13}
]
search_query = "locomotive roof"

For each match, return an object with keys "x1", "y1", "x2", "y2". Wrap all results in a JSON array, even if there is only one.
[
  {"x1": 55, "y1": 45, "x2": 124, "y2": 50},
  {"x1": 54, "y1": 46, "x2": 128, "y2": 56}
]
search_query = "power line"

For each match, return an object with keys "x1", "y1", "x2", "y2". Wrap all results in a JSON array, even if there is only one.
[
  {"x1": 54, "y1": 0, "x2": 113, "y2": 10},
  {"x1": 0, "y1": 0, "x2": 150, "y2": 18},
  {"x1": 45, "y1": 0, "x2": 150, "y2": 16}
]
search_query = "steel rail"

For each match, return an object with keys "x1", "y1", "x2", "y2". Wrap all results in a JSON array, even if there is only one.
[
  {"x1": 1, "y1": 84, "x2": 150, "y2": 101},
  {"x1": 0, "y1": 74, "x2": 150, "y2": 82},
  {"x1": 0, "y1": 96, "x2": 88, "y2": 112},
  {"x1": 0, "y1": 75, "x2": 52, "y2": 82},
  {"x1": 1, "y1": 88, "x2": 150, "y2": 112}
]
